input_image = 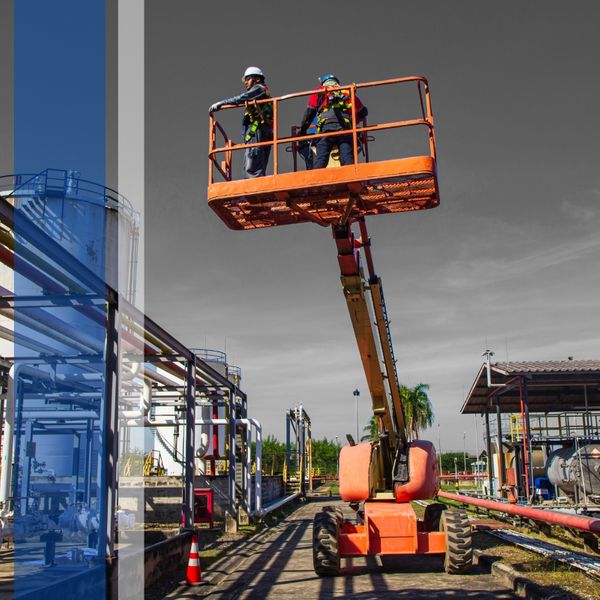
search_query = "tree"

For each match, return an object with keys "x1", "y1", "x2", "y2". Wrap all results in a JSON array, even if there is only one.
[
  {"x1": 311, "y1": 438, "x2": 341, "y2": 476},
  {"x1": 361, "y1": 415, "x2": 378, "y2": 442},
  {"x1": 401, "y1": 383, "x2": 434, "y2": 440},
  {"x1": 440, "y1": 452, "x2": 476, "y2": 475},
  {"x1": 258, "y1": 434, "x2": 286, "y2": 475}
]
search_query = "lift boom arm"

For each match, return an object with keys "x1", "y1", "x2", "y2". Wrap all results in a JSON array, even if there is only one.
[{"x1": 333, "y1": 219, "x2": 408, "y2": 452}]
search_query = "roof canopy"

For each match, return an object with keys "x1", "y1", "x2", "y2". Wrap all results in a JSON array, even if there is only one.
[{"x1": 462, "y1": 360, "x2": 600, "y2": 415}]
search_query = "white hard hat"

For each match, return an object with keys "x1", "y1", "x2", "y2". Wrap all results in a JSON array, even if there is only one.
[{"x1": 243, "y1": 66, "x2": 265, "y2": 80}]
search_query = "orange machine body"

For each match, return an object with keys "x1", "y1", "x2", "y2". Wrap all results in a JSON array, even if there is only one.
[
  {"x1": 339, "y1": 440, "x2": 440, "y2": 503},
  {"x1": 338, "y1": 440, "x2": 444, "y2": 557},
  {"x1": 338, "y1": 502, "x2": 446, "y2": 557}
]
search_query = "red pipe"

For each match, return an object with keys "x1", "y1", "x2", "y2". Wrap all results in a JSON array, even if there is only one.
[{"x1": 439, "y1": 491, "x2": 600, "y2": 535}]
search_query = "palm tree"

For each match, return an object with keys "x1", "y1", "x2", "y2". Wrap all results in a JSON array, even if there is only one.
[
  {"x1": 400, "y1": 383, "x2": 434, "y2": 440},
  {"x1": 361, "y1": 415, "x2": 378, "y2": 442}
]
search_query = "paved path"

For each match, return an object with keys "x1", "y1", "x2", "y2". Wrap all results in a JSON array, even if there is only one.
[{"x1": 172, "y1": 500, "x2": 518, "y2": 600}]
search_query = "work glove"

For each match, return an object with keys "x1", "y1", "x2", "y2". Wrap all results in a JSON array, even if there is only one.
[{"x1": 209, "y1": 102, "x2": 223, "y2": 114}]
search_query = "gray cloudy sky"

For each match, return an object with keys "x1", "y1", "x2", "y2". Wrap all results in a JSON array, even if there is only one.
[{"x1": 145, "y1": 1, "x2": 600, "y2": 452}]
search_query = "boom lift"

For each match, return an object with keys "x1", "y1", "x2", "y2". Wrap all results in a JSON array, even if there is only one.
[{"x1": 207, "y1": 76, "x2": 472, "y2": 575}]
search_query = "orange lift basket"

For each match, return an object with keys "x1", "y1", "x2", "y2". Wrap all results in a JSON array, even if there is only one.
[{"x1": 208, "y1": 76, "x2": 439, "y2": 230}]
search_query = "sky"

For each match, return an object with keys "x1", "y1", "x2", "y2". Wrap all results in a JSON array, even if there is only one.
[{"x1": 142, "y1": 1, "x2": 600, "y2": 453}]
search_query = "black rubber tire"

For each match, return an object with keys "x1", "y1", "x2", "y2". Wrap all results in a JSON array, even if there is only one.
[
  {"x1": 441, "y1": 510, "x2": 473, "y2": 574},
  {"x1": 313, "y1": 508, "x2": 341, "y2": 576},
  {"x1": 322, "y1": 505, "x2": 344, "y2": 523},
  {"x1": 423, "y1": 502, "x2": 447, "y2": 532}
]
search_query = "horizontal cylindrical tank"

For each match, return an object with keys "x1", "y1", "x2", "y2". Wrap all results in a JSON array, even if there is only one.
[{"x1": 546, "y1": 444, "x2": 600, "y2": 497}]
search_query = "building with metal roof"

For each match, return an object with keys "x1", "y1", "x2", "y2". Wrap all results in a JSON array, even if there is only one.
[{"x1": 461, "y1": 355, "x2": 600, "y2": 506}]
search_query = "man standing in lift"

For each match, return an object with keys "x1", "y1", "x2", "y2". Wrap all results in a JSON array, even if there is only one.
[
  {"x1": 297, "y1": 74, "x2": 367, "y2": 169},
  {"x1": 209, "y1": 67, "x2": 273, "y2": 178}
]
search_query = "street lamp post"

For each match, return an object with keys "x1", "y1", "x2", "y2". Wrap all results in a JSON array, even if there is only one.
[{"x1": 353, "y1": 389, "x2": 360, "y2": 442}]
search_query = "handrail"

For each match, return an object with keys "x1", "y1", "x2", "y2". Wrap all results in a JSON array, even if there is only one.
[
  {"x1": 208, "y1": 76, "x2": 435, "y2": 184},
  {"x1": 0, "y1": 170, "x2": 137, "y2": 221}
]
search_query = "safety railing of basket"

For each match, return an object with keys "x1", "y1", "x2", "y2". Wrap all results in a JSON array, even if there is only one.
[{"x1": 208, "y1": 76, "x2": 436, "y2": 185}]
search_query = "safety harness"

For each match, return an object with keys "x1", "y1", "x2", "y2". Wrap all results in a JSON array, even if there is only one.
[
  {"x1": 244, "y1": 86, "x2": 273, "y2": 142},
  {"x1": 316, "y1": 88, "x2": 353, "y2": 132}
]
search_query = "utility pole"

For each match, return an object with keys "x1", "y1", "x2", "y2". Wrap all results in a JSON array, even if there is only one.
[
  {"x1": 353, "y1": 389, "x2": 360, "y2": 442},
  {"x1": 463, "y1": 431, "x2": 467, "y2": 473},
  {"x1": 335, "y1": 435, "x2": 340, "y2": 477}
]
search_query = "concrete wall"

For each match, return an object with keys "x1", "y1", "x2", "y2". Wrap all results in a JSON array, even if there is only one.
[{"x1": 119, "y1": 475, "x2": 285, "y2": 523}]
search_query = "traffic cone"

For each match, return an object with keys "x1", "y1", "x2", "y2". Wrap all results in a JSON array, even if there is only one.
[{"x1": 186, "y1": 534, "x2": 202, "y2": 584}]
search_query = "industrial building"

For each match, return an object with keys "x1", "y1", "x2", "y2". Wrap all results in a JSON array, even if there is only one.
[
  {"x1": 462, "y1": 355, "x2": 600, "y2": 510},
  {"x1": 0, "y1": 170, "x2": 284, "y2": 598}
]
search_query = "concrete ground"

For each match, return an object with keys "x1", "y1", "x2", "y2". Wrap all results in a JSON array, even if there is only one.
[{"x1": 169, "y1": 500, "x2": 518, "y2": 600}]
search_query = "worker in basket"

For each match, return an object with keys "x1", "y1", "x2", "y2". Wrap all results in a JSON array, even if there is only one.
[
  {"x1": 209, "y1": 66, "x2": 273, "y2": 178},
  {"x1": 297, "y1": 74, "x2": 367, "y2": 169}
]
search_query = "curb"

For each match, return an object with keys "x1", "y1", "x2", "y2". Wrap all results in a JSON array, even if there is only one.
[{"x1": 474, "y1": 549, "x2": 573, "y2": 600}]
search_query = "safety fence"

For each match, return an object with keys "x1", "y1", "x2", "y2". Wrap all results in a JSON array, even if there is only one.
[{"x1": 208, "y1": 76, "x2": 436, "y2": 183}]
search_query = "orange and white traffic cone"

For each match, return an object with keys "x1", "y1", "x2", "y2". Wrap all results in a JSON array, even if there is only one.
[{"x1": 186, "y1": 534, "x2": 202, "y2": 585}]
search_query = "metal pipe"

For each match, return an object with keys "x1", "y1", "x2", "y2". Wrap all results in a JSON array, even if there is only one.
[
  {"x1": 0, "y1": 305, "x2": 101, "y2": 355},
  {"x1": 121, "y1": 379, "x2": 152, "y2": 419},
  {"x1": 0, "y1": 323, "x2": 69, "y2": 355},
  {"x1": 195, "y1": 403, "x2": 211, "y2": 458},
  {"x1": 483, "y1": 350, "x2": 505, "y2": 388},
  {"x1": 260, "y1": 492, "x2": 300, "y2": 516},
  {"x1": 17, "y1": 411, "x2": 98, "y2": 419},
  {"x1": 438, "y1": 491, "x2": 600, "y2": 535}
]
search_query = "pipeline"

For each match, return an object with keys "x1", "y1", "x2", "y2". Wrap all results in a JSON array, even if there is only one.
[
  {"x1": 438, "y1": 491, "x2": 600, "y2": 535},
  {"x1": 121, "y1": 380, "x2": 152, "y2": 419},
  {"x1": 260, "y1": 492, "x2": 301, "y2": 516}
]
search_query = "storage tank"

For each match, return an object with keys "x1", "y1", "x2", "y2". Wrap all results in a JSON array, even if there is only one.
[
  {"x1": 10, "y1": 169, "x2": 138, "y2": 298},
  {"x1": 0, "y1": 170, "x2": 138, "y2": 513},
  {"x1": 546, "y1": 444, "x2": 600, "y2": 498}
]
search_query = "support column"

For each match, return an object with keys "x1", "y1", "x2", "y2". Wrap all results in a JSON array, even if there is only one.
[
  {"x1": 101, "y1": 299, "x2": 119, "y2": 559},
  {"x1": 496, "y1": 397, "x2": 506, "y2": 495},
  {"x1": 519, "y1": 378, "x2": 530, "y2": 500},
  {"x1": 285, "y1": 411, "x2": 291, "y2": 476},
  {"x1": 523, "y1": 379, "x2": 534, "y2": 501},
  {"x1": 183, "y1": 359, "x2": 196, "y2": 529},
  {"x1": 485, "y1": 410, "x2": 493, "y2": 496},
  {"x1": 298, "y1": 408, "x2": 305, "y2": 495},
  {"x1": 226, "y1": 393, "x2": 238, "y2": 532}
]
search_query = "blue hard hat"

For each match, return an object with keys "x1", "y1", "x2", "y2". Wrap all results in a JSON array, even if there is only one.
[{"x1": 319, "y1": 74, "x2": 339, "y2": 85}]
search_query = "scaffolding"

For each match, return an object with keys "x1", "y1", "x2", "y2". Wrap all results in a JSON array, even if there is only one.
[{"x1": 284, "y1": 406, "x2": 312, "y2": 495}]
